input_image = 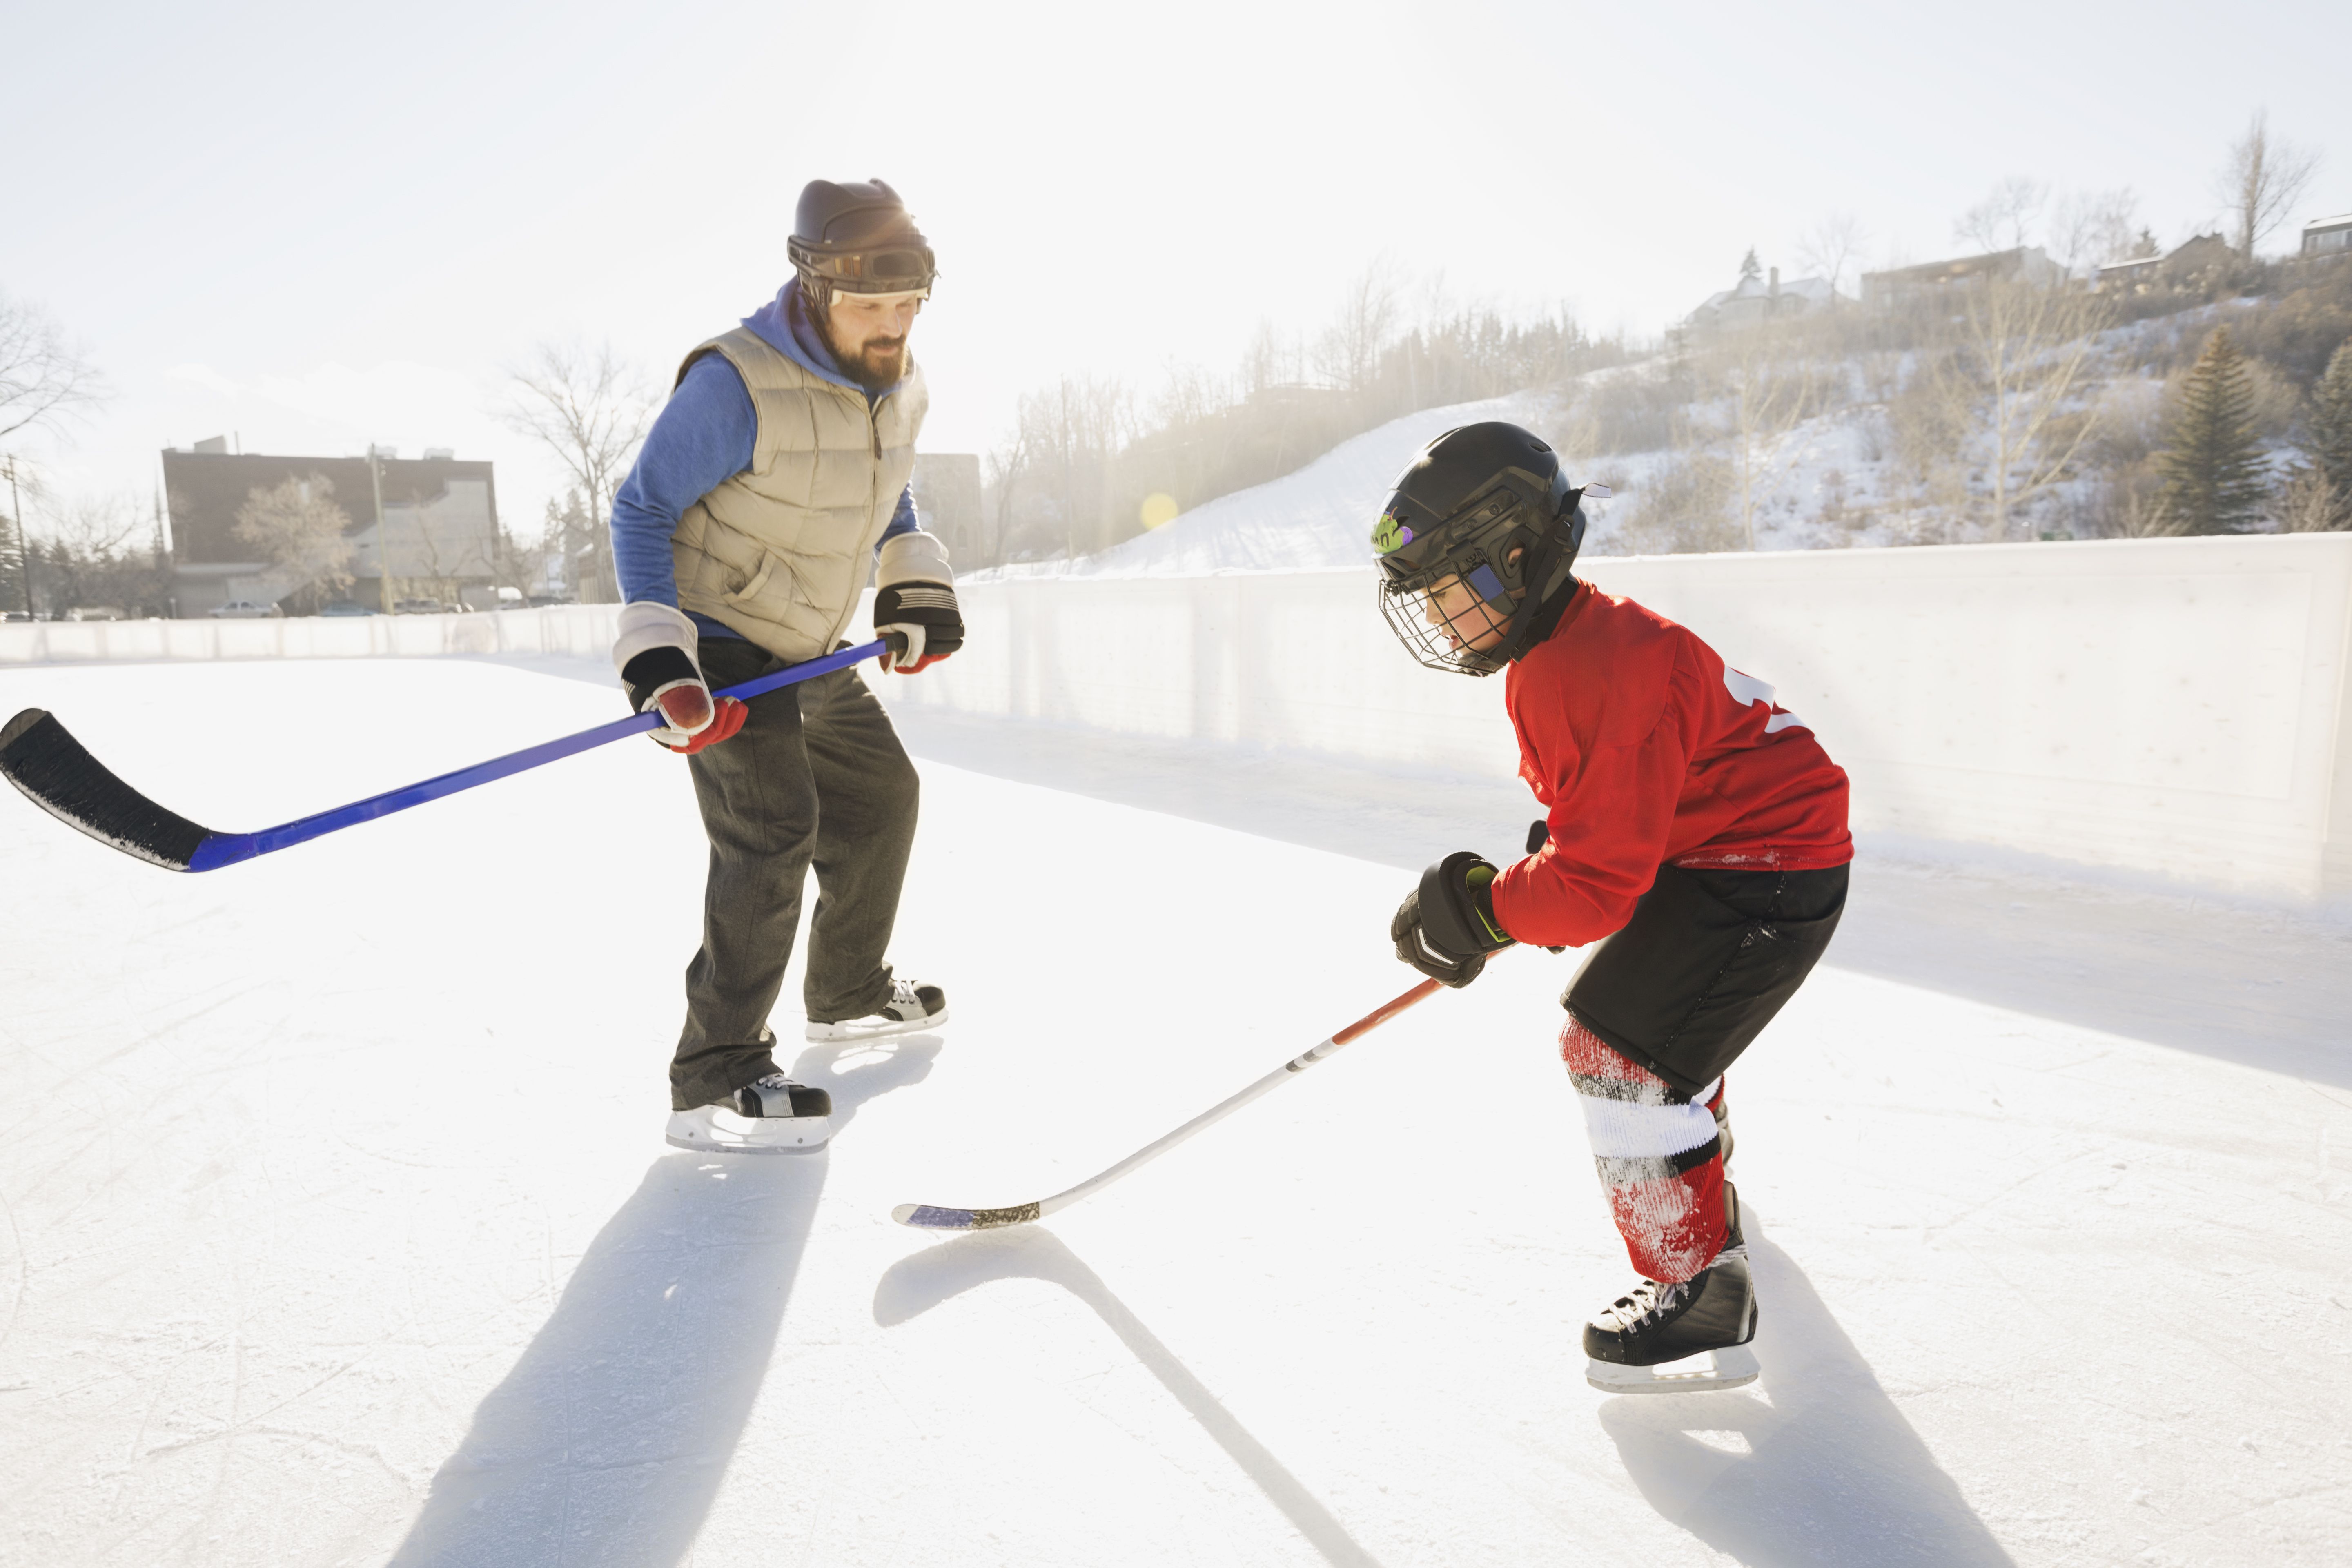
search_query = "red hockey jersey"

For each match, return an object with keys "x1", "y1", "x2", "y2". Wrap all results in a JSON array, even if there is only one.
[{"x1": 1487, "y1": 584, "x2": 1852, "y2": 950}]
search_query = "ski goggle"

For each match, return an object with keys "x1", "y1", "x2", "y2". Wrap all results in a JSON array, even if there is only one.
[{"x1": 790, "y1": 238, "x2": 937, "y2": 293}]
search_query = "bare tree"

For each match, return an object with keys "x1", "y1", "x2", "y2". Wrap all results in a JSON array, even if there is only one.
[
  {"x1": 1955, "y1": 177, "x2": 2049, "y2": 255},
  {"x1": 2049, "y1": 188, "x2": 2142, "y2": 276},
  {"x1": 0, "y1": 291, "x2": 107, "y2": 443},
  {"x1": 2274, "y1": 466, "x2": 2345, "y2": 533},
  {"x1": 1712, "y1": 342, "x2": 1817, "y2": 549},
  {"x1": 1796, "y1": 214, "x2": 1868, "y2": 301},
  {"x1": 983, "y1": 423, "x2": 1032, "y2": 568},
  {"x1": 1312, "y1": 260, "x2": 1401, "y2": 394},
  {"x1": 33, "y1": 492, "x2": 167, "y2": 615},
  {"x1": 234, "y1": 474, "x2": 356, "y2": 606},
  {"x1": 1937, "y1": 281, "x2": 2114, "y2": 540},
  {"x1": 2217, "y1": 110, "x2": 2322, "y2": 259},
  {"x1": 497, "y1": 339, "x2": 655, "y2": 602}
]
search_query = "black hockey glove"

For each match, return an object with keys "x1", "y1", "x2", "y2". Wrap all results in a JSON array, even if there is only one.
[
  {"x1": 1391, "y1": 851, "x2": 1515, "y2": 988},
  {"x1": 875, "y1": 531, "x2": 964, "y2": 674}
]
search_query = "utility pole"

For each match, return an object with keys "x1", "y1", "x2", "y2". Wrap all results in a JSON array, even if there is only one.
[
  {"x1": 370, "y1": 446, "x2": 394, "y2": 615},
  {"x1": 2, "y1": 453, "x2": 29, "y2": 615}
]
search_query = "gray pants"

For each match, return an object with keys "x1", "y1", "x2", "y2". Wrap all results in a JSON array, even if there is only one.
[{"x1": 670, "y1": 637, "x2": 919, "y2": 1111}]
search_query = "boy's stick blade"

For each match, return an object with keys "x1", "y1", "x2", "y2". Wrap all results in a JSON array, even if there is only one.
[
  {"x1": 892, "y1": 1201, "x2": 1043, "y2": 1231},
  {"x1": 1, "y1": 709, "x2": 219, "y2": 872},
  {"x1": 1584, "y1": 1344, "x2": 1760, "y2": 1395}
]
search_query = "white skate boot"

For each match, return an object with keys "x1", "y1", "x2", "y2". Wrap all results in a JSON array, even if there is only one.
[{"x1": 806, "y1": 977, "x2": 948, "y2": 1042}]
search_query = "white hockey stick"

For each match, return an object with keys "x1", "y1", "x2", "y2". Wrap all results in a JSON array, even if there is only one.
[{"x1": 893, "y1": 975, "x2": 1446, "y2": 1231}]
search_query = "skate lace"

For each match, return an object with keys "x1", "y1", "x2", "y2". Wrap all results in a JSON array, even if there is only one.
[
  {"x1": 750, "y1": 1072, "x2": 797, "y2": 1091},
  {"x1": 1601, "y1": 1278, "x2": 1688, "y2": 1333}
]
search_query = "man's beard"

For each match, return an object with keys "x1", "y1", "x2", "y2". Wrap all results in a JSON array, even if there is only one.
[{"x1": 826, "y1": 325, "x2": 908, "y2": 393}]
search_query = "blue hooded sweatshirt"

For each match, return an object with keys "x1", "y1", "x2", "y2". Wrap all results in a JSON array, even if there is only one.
[{"x1": 608, "y1": 278, "x2": 918, "y2": 643}]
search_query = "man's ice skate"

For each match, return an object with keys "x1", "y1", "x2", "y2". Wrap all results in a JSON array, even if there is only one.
[
  {"x1": 806, "y1": 977, "x2": 947, "y2": 1042},
  {"x1": 666, "y1": 1073, "x2": 832, "y2": 1154},
  {"x1": 1583, "y1": 1186, "x2": 1759, "y2": 1394}
]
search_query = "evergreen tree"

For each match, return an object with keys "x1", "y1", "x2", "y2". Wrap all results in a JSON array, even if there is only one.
[
  {"x1": 2312, "y1": 339, "x2": 2352, "y2": 502},
  {"x1": 2156, "y1": 327, "x2": 2268, "y2": 534},
  {"x1": 1738, "y1": 248, "x2": 1762, "y2": 285}
]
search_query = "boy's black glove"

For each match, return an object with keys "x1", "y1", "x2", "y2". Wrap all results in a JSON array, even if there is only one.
[{"x1": 1391, "y1": 851, "x2": 1515, "y2": 988}]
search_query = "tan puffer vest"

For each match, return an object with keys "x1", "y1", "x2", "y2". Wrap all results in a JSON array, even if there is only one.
[{"x1": 668, "y1": 326, "x2": 928, "y2": 663}]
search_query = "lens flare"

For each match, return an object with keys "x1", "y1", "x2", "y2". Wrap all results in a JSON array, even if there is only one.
[{"x1": 1140, "y1": 493, "x2": 1180, "y2": 530}]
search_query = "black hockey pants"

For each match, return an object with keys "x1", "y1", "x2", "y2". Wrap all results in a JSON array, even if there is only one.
[{"x1": 1564, "y1": 862, "x2": 1849, "y2": 1100}]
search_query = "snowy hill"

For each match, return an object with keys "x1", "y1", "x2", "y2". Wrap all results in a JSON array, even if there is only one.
[{"x1": 980, "y1": 390, "x2": 1560, "y2": 580}]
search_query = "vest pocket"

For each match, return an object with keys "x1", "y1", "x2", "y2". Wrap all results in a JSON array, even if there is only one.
[{"x1": 721, "y1": 552, "x2": 780, "y2": 606}]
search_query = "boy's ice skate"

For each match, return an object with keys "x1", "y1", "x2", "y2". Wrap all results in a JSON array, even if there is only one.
[
  {"x1": 806, "y1": 977, "x2": 948, "y2": 1042},
  {"x1": 1583, "y1": 1187, "x2": 1759, "y2": 1394},
  {"x1": 666, "y1": 1072, "x2": 832, "y2": 1154}
]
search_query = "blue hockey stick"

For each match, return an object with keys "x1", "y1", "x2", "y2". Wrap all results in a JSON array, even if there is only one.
[{"x1": 0, "y1": 638, "x2": 890, "y2": 872}]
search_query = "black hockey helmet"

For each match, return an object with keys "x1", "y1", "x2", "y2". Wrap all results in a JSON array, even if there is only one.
[
  {"x1": 788, "y1": 178, "x2": 936, "y2": 309},
  {"x1": 1372, "y1": 421, "x2": 1598, "y2": 676}
]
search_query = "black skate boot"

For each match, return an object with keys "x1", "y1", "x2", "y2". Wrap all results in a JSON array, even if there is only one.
[
  {"x1": 806, "y1": 977, "x2": 949, "y2": 1042},
  {"x1": 665, "y1": 1072, "x2": 833, "y2": 1154},
  {"x1": 1583, "y1": 1184, "x2": 1759, "y2": 1393}
]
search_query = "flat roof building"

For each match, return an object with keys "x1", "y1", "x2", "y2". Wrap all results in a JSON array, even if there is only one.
[{"x1": 161, "y1": 444, "x2": 501, "y2": 616}]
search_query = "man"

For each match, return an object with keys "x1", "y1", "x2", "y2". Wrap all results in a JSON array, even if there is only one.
[
  {"x1": 1375, "y1": 422, "x2": 1851, "y2": 1391},
  {"x1": 607, "y1": 178, "x2": 965, "y2": 1155}
]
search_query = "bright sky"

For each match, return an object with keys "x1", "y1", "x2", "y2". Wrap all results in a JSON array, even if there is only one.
[{"x1": 6, "y1": 0, "x2": 2346, "y2": 532}]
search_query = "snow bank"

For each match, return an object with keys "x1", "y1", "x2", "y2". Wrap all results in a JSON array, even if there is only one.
[{"x1": 889, "y1": 533, "x2": 2352, "y2": 902}]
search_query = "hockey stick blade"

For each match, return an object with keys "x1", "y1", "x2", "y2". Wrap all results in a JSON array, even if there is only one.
[
  {"x1": 891, "y1": 976, "x2": 1446, "y2": 1232},
  {"x1": 1, "y1": 639, "x2": 888, "y2": 873},
  {"x1": 1, "y1": 708, "x2": 221, "y2": 870}
]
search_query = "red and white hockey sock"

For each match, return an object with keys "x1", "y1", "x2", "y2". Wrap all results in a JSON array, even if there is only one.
[{"x1": 1559, "y1": 1016, "x2": 1728, "y2": 1285}]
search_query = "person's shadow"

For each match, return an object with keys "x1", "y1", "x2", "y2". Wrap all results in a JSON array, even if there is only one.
[
  {"x1": 1597, "y1": 1206, "x2": 2015, "y2": 1566},
  {"x1": 875, "y1": 1227, "x2": 1388, "y2": 1568},
  {"x1": 387, "y1": 1036, "x2": 937, "y2": 1568}
]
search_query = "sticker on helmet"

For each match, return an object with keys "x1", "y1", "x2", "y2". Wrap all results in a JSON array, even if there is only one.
[{"x1": 1371, "y1": 514, "x2": 1414, "y2": 555}]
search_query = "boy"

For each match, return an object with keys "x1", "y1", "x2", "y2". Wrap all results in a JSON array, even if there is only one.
[{"x1": 1374, "y1": 422, "x2": 1851, "y2": 1391}]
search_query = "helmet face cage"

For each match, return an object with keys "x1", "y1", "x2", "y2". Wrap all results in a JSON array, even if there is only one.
[{"x1": 1375, "y1": 471, "x2": 1575, "y2": 676}]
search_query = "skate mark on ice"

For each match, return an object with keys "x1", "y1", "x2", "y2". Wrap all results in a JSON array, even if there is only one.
[
  {"x1": 875, "y1": 1227, "x2": 1388, "y2": 1568},
  {"x1": 1596, "y1": 1209, "x2": 2014, "y2": 1567}
]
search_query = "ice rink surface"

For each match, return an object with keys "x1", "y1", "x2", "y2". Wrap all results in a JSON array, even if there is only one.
[{"x1": 3, "y1": 657, "x2": 2350, "y2": 1567}]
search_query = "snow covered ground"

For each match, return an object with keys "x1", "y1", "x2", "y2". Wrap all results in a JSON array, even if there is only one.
[{"x1": 4, "y1": 656, "x2": 2350, "y2": 1567}]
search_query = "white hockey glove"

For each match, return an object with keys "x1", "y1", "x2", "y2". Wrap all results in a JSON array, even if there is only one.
[
  {"x1": 613, "y1": 601, "x2": 746, "y2": 754},
  {"x1": 873, "y1": 531, "x2": 963, "y2": 674}
]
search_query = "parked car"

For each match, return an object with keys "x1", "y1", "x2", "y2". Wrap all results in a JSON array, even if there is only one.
[
  {"x1": 64, "y1": 606, "x2": 127, "y2": 621},
  {"x1": 391, "y1": 598, "x2": 459, "y2": 615},
  {"x1": 318, "y1": 600, "x2": 376, "y2": 617},
  {"x1": 208, "y1": 601, "x2": 282, "y2": 619},
  {"x1": 2, "y1": 610, "x2": 33, "y2": 623}
]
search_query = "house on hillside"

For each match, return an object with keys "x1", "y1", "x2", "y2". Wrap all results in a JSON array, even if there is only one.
[
  {"x1": 1685, "y1": 267, "x2": 1837, "y2": 334},
  {"x1": 1860, "y1": 246, "x2": 2063, "y2": 310},
  {"x1": 2303, "y1": 214, "x2": 2352, "y2": 260},
  {"x1": 2096, "y1": 233, "x2": 2234, "y2": 293},
  {"x1": 161, "y1": 442, "x2": 501, "y2": 616}
]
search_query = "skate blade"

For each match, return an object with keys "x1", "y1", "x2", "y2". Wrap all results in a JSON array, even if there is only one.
[
  {"x1": 1585, "y1": 1344, "x2": 1760, "y2": 1394},
  {"x1": 664, "y1": 1107, "x2": 830, "y2": 1154},
  {"x1": 805, "y1": 1008, "x2": 949, "y2": 1043}
]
